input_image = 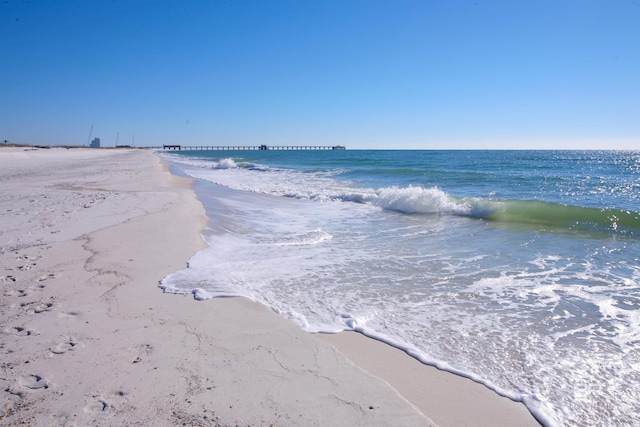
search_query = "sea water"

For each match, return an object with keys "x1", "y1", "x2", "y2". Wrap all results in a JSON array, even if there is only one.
[{"x1": 159, "y1": 150, "x2": 640, "y2": 426}]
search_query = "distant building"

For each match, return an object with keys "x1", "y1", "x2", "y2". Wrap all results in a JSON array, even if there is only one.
[{"x1": 90, "y1": 137, "x2": 100, "y2": 148}]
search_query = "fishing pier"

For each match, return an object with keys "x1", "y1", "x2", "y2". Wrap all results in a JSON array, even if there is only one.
[{"x1": 161, "y1": 144, "x2": 346, "y2": 151}]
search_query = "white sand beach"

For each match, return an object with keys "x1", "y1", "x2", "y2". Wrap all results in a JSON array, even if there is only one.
[{"x1": 0, "y1": 147, "x2": 540, "y2": 426}]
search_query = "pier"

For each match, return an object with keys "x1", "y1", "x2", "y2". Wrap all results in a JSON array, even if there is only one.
[{"x1": 161, "y1": 144, "x2": 345, "y2": 151}]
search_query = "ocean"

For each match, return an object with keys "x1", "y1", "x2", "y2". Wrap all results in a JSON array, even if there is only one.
[{"x1": 158, "y1": 149, "x2": 640, "y2": 426}]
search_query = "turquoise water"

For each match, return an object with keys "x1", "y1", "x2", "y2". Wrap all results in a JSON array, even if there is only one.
[{"x1": 160, "y1": 150, "x2": 640, "y2": 426}]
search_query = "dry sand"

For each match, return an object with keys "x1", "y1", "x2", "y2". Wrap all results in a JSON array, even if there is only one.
[{"x1": 0, "y1": 147, "x2": 540, "y2": 426}]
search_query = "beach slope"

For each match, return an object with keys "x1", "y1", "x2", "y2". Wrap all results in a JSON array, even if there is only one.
[{"x1": 0, "y1": 147, "x2": 432, "y2": 426}]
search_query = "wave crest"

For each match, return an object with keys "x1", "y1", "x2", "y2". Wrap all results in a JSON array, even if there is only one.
[
  {"x1": 362, "y1": 187, "x2": 640, "y2": 235},
  {"x1": 212, "y1": 158, "x2": 238, "y2": 169},
  {"x1": 371, "y1": 186, "x2": 470, "y2": 215}
]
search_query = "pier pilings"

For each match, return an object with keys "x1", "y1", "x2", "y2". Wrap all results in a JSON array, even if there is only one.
[{"x1": 160, "y1": 145, "x2": 346, "y2": 151}]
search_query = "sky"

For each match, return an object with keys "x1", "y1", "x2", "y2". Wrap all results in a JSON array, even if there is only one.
[{"x1": 1, "y1": 0, "x2": 638, "y2": 149}]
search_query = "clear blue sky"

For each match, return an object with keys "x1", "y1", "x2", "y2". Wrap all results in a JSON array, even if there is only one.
[{"x1": 1, "y1": 0, "x2": 638, "y2": 149}]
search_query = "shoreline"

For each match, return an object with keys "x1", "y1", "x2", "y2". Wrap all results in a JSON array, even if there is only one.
[
  {"x1": 162, "y1": 150, "x2": 542, "y2": 426},
  {"x1": 0, "y1": 146, "x2": 540, "y2": 426},
  {"x1": 0, "y1": 147, "x2": 430, "y2": 425},
  {"x1": 317, "y1": 332, "x2": 541, "y2": 427}
]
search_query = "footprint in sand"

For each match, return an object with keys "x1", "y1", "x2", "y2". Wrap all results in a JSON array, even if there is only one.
[
  {"x1": 84, "y1": 397, "x2": 110, "y2": 414},
  {"x1": 20, "y1": 298, "x2": 57, "y2": 314},
  {"x1": 3, "y1": 289, "x2": 25, "y2": 297},
  {"x1": 83, "y1": 390, "x2": 129, "y2": 416},
  {"x1": 33, "y1": 301, "x2": 55, "y2": 313},
  {"x1": 17, "y1": 254, "x2": 42, "y2": 263},
  {"x1": 1, "y1": 275, "x2": 17, "y2": 284},
  {"x1": 50, "y1": 337, "x2": 84, "y2": 355},
  {"x1": 4, "y1": 326, "x2": 37, "y2": 337},
  {"x1": 19, "y1": 374, "x2": 49, "y2": 390},
  {"x1": 4, "y1": 286, "x2": 44, "y2": 298},
  {"x1": 5, "y1": 374, "x2": 50, "y2": 397},
  {"x1": 37, "y1": 273, "x2": 56, "y2": 282}
]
